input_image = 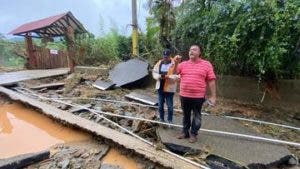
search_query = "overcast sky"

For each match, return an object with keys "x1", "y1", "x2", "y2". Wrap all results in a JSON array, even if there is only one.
[{"x1": 0, "y1": 0, "x2": 149, "y2": 38}]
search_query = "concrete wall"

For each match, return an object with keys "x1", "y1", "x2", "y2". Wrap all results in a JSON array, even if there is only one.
[{"x1": 217, "y1": 75, "x2": 300, "y2": 112}]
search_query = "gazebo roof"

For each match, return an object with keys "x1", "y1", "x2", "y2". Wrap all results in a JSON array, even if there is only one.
[{"x1": 9, "y1": 11, "x2": 86, "y2": 38}]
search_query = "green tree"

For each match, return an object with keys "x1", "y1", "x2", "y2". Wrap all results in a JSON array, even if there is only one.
[
  {"x1": 148, "y1": 0, "x2": 177, "y2": 48},
  {"x1": 171, "y1": 0, "x2": 300, "y2": 81}
]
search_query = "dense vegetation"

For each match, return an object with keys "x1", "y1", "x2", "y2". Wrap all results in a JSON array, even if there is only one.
[
  {"x1": 1, "y1": 0, "x2": 299, "y2": 81},
  {"x1": 148, "y1": 0, "x2": 300, "y2": 81},
  {"x1": 0, "y1": 34, "x2": 25, "y2": 68}
]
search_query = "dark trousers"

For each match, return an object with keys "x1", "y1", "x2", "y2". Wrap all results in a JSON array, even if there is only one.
[
  {"x1": 180, "y1": 96, "x2": 205, "y2": 136},
  {"x1": 158, "y1": 90, "x2": 174, "y2": 122}
]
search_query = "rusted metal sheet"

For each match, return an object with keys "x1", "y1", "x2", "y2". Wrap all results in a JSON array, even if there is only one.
[{"x1": 109, "y1": 59, "x2": 149, "y2": 87}]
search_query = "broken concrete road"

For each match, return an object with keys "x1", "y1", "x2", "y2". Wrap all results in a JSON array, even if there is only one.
[
  {"x1": 0, "y1": 86, "x2": 202, "y2": 169},
  {"x1": 157, "y1": 114, "x2": 296, "y2": 168},
  {"x1": 0, "y1": 68, "x2": 69, "y2": 86}
]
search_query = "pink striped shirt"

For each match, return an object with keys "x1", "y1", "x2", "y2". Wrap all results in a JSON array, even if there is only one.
[{"x1": 177, "y1": 58, "x2": 216, "y2": 98}]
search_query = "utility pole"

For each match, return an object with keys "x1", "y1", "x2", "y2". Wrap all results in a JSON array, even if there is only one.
[{"x1": 131, "y1": 0, "x2": 138, "y2": 57}]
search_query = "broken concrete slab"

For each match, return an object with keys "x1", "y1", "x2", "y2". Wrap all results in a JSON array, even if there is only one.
[
  {"x1": 92, "y1": 80, "x2": 115, "y2": 90},
  {"x1": 109, "y1": 59, "x2": 149, "y2": 87},
  {"x1": 69, "y1": 104, "x2": 93, "y2": 113},
  {"x1": 0, "y1": 150, "x2": 50, "y2": 169},
  {"x1": 157, "y1": 114, "x2": 294, "y2": 168},
  {"x1": 0, "y1": 86, "x2": 201, "y2": 169},
  {"x1": 125, "y1": 92, "x2": 158, "y2": 106},
  {"x1": 30, "y1": 82, "x2": 65, "y2": 90},
  {"x1": 0, "y1": 68, "x2": 69, "y2": 86}
]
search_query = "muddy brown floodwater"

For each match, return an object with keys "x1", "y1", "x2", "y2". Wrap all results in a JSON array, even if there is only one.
[
  {"x1": 0, "y1": 102, "x2": 90, "y2": 158},
  {"x1": 0, "y1": 102, "x2": 143, "y2": 169},
  {"x1": 102, "y1": 148, "x2": 139, "y2": 169}
]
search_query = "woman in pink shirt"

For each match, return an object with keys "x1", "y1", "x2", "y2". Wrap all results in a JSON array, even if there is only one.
[{"x1": 176, "y1": 45, "x2": 217, "y2": 143}]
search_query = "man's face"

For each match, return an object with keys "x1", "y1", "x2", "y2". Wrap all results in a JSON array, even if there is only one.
[{"x1": 189, "y1": 46, "x2": 201, "y2": 60}]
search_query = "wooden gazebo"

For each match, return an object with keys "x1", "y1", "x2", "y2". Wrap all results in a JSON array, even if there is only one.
[{"x1": 9, "y1": 11, "x2": 87, "y2": 72}]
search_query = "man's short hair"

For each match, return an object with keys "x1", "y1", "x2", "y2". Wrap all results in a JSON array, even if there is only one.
[{"x1": 191, "y1": 44, "x2": 203, "y2": 53}]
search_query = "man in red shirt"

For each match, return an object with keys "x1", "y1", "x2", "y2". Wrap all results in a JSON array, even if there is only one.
[{"x1": 176, "y1": 45, "x2": 216, "y2": 143}]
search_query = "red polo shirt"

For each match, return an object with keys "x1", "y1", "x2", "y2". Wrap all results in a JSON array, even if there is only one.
[{"x1": 177, "y1": 58, "x2": 216, "y2": 98}]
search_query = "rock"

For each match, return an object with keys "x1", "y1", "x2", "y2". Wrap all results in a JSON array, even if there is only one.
[
  {"x1": 89, "y1": 115, "x2": 95, "y2": 120},
  {"x1": 97, "y1": 145, "x2": 110, "y2": 160},
  {"x1": 81, "y1": 152, "x2": 90, "y2": 159},
  {"x1": 101, "y1": 105, "x2": 116, "y2": 113},
  {"x1": 70, "y1": 149, "x2": 79, "y2": 155},
  {"x1": 293, "y1": 114, "x2": 300, "y2": 121},
  {"x1": 124, "y1": 112, "x2": 133, "y2": 117},
  {"x1": 90, "y1": 149, "x2": 101, "y2": 155},
  {"x1": 288, "y1": 155, "x2": 299, "y2": 166},
  {"x1": 144, "y1": 111, "x2": 156, "y2": 120},
  {"x1": 205, "y1": 154, "x2": 245, "y2": 169},
  {"x1": 100, "y1": 164, "x2": 122, "y2": 169},
  {"x1": 59, "y1": 104, "x2": 70, "y2": 110},
  {"x1": 56, "y1": 89, "x2": 64, "y2": 94},
  {"x1": 74, "y1": 163, "x2": 82, "y2": 169},
  {"x1": 95, "y1": 117, "x2": 103, "y2": 123},
  {"x1": 120, "y1": 105, "x2": 129, "y2": 111},
  {"x1": 72, "y1": 89, "x2": 81, "y2": 97},
  {"x1": 132, "y1": 120, "x2": 143, "y2": 133},
  {"x1": 73, "y1": 150, "x2": 83, "y2": 158},
  {"x1": 38, "y1": 88, "x2": 48, "y2": 93},
  {"x1": 114, "y1": 110, "x2": 123, "y2": 115},
  {"x1": 59, "y1": 159, "x2": 70, "y2": 169},
  {"x1": 119, "y1": 119, "x2": 131, "y2": 127},
  {"x1": 163, "y1": 143, "x2": 201, "y2": 156}
]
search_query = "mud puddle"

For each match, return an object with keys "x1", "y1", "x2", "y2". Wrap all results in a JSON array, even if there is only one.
[{"x1": 102, "y1": 148, "x2": 140, "y2": 169}]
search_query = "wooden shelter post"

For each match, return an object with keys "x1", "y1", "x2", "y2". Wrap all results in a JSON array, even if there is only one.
[
  {"x1": 25, "y1": 34, "x2": 37, "y2": 69},
  {"x1": 65, "y1": 26, "x2": 75, "y2": 73}
]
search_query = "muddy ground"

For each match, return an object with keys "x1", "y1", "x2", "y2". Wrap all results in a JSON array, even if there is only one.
[
  {"x1": 0, "y1": 94, "x2": 166, "y2": 169},
  {"x1": 26, "y1": 140, "x2": 160, "y2": 169},
  {"x1": 1, "y1": 70, "x2": 299, "y2": 168}
]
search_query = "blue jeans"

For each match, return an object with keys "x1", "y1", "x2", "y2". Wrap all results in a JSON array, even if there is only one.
[
  {"x1": 158, "y1": 90, "x2": 174, "y2": 122},
  {"x1": 180, "y1": 97, "x2": 205, "y2": 136}
]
